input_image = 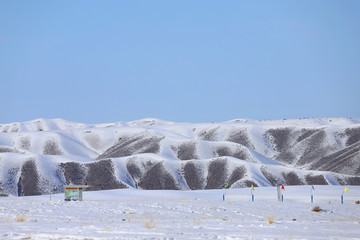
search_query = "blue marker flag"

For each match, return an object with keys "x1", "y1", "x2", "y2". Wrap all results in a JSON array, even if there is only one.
[{"x1": 311, "y1": 185, "x2": 315, "y2": 190}]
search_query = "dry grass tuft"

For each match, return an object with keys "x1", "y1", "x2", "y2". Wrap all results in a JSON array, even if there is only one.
[
  {"x1": 143, "y1": 216, "x2": 156, "y2": 229},
  {"x1": 193, "y1": 217, "x2": 200, "y2": 225},
  {"x1": 16, "y1": 216, "x2": 26, "y2": 222},
  {"x1": 125, "y1": 214, "x2": 132, "y2": 222},
  {"x1": 267, "y1": 215, "x2": 274, "y2": 224},
  {"x1": 312, "y1": 206, "x2": 322, "y2": 212},
  {"x1": 355, "y1": 200, "x2": 360, "y2": 205}
]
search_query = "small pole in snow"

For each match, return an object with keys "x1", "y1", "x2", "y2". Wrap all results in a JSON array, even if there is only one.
[
  {"x1": 49, "y1": 174, "x2": 52, "y2": 201},
  {"x1": 251, "y1": 185, "x2": 254, "y2": 202},
  {"x1": 277, "y1": 185, "x2": 281, "y2": 202},
  {"x1": 281, "y1": 185, "x2": 285, "y2": 202},
  {"x1": 341, "y1": 187, "x2": 348, "y2": 204},
  {"x1": 223, "y1": 182, "x2": 229, "y2": 201},
  {"x1": 311, "y1": 185, "x2": 315, "y2": 203}
]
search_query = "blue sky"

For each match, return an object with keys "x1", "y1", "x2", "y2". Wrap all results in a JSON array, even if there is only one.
[{"x1": 1, "y1": 1, "x2": 359, "y2": 124}]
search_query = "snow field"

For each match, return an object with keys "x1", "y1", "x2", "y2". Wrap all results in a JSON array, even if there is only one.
[{"x1": 0, "y1": 186, "x2": 359, "y2": 240}]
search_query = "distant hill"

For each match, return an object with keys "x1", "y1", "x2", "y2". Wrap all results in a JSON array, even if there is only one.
[{"x1": 0, "y1": 118, "x2": 359, "y2": 196}]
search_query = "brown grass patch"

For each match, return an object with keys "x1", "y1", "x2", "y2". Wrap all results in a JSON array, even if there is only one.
[
  {"x1": 267, "y1": 215, "x2": 274, "y2": 224},
  {"x1": 312, "y1": 206, "x2": 322, "y2": 212},
  {"x1": 125, "y1": 214, "x2": 132, "y2": 222},
  {"x1": 16, "y1": 216, "x2": 26, "y2": 222},
  {"x1": 143, "y1": 215, "x2": 156, "y2": 229}
]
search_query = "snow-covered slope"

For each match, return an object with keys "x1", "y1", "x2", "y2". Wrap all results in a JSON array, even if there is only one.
[{"x1": 0, "y1": 118, "x2": 359, "y2": 196}]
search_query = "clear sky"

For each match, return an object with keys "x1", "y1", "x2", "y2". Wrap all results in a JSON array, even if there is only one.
[{"x1": 1, "y1": 1, "x2": 359, "y2": 124}]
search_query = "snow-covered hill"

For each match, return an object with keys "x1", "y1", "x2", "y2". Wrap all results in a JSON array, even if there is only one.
[{"x1": 0, "y1": 118, "x2": 359, "y2": 196}]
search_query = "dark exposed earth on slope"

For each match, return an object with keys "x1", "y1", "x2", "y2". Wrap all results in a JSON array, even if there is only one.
[{"x1": 0, "y1": 118, "x2": 359, "y2": 196}]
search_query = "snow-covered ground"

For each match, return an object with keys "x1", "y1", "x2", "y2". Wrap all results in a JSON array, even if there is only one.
[{"x1": 1, "y1": 186, "x2": 359, "y2": 239}]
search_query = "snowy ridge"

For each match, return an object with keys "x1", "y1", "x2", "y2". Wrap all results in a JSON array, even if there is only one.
[{"x1": 0, "y1": 118, "x2": 359, "y2": 196}]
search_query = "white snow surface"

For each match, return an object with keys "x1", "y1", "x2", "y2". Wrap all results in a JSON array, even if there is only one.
[
  {"x1": 0, "y1": 117, "x2": 360, "y2": 195},
  {"x1": 0, "y1": 186, "x2": 359, "y2": 239}
]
